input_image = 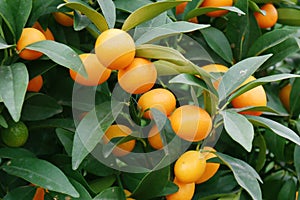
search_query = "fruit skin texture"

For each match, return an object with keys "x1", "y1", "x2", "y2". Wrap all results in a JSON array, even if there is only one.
[
  {"x1": 69, "y1": 53, "x2": 111, "y2": 86},
  {"x1": 16, "y1": 28, "x2": 46, "y2": 60},
  {"x1": 118, "y1": 58, "x2": 157, "y2": 94},
  {"x1": 53, "y1": 12, "x2": 74, "y2": 27},
  {"x1": 137, "y1": 88, "x2": 176, "y2": 119},
  {"x1": 124, "y1": 189, "x2": 135, "y2": 200},
  {"x1": 95, "y1": 29, "x2": 135, "y2": 70},
  {"x1": 33, "y1": 187, "x2": 45, "y2": 200},
  {"x1": 1, "y1": 121, "x2": 29, "y2": 147},
  {"x1": 103, "y1": 124, "x2": 136, "y2": 157},
  {"x1": 148, "y1": 125, "x2": 164, "y2": 150},
  {"x1": 254, "y1": 3, "x2": 278, "y2": 29},
  {"x1": 200, "y1": 0, "x2": 233, "y2": 17},
  {"x1": 166, "y1": 177, "x2": 195, "y2": 200},
  {"x1": 174, "y1": 150, "x2": 206, "y2": 183},
  {"x1": 169, "y1": 105, "x2": 212, "y2": 142},
  {"x1": 196, "y1": 146, "x2": 220, "y2": 184},
  {"x1": 279, "y1": 83, "x2": 291, "y2": 111},
  {"x1": 27, "y1": 75, "x2": 43, "y2": 92},
  {"x1": 32, "y1": 22, "x2": 54, "y2": 41},
  {"x1": 231, "y1": 76, "x2": 267, "y2": 116}
]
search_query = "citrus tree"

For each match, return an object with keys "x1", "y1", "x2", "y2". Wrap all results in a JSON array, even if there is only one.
[{"x1": 0, "y1": 0, "x2": 300, "y2": 199}]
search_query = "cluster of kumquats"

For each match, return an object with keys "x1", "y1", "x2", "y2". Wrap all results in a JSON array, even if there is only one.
[{"x1": 13, "y1": 1, "x2": 288, "y2": 199}]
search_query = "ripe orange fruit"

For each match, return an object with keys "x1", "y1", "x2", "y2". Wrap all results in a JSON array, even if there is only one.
[
  {"x1": 1, "y1": 121, "x2": 28, "y2": 147},
  {"x1": 69, "y1": 53, "x2": 111, "y2": 86},
  {"x1": 200, "y1": 0, "x2": 233, "y2": 17},
  {"x1": 33, "y1": 187, "x2": 45, "y2": 200},
  {"x1": 174, "y1": 150, "x2": 206, "y2": 183},
  {"x1": 296, "y1": 191, "x2": 298, "y2": 200},
  {"x1": 103, "y1": 124, "x2": 136, "y2": 157},
  {"x1": 279, "y1": 83, "x2": 291, "y2": 111},
  {"x1": 124, "y1": 189, "x2": 135, "y2": 200},
  {"x1": 201, "y1": 64, "x2": 229, "y2": 89},
  {"x1": 16, "y1": 28, "x2": 46, "y2": 60},
  {"x1": 53, "y1": 12, "x2": 74, "y2": 27},
  {"x1": 118, "y1": 58, "x2": 157, "y2": 94},
  {"x1": 169, "y1": 105, "x2": 212, "y2": 142},
  {"x1": 166, "y1": 177, "x2": 195, "y2": 200},
  {"x1": 95, "y1": 29, "x2": 135, "y2": 70},
  {"x1": 196, "y1": 146, "x2": 220, "y2": 184},
  {"x1": 148, "y1": 125, "x2": 164, "y2": 150},
  {"x1": 175, "y1": 2, "x2": 198, "y2": 23},
  {"x1": 254, "y1": 3, "x2": 278, "y2": 29},
  {"x1": 231, "y1": 76, "x2": 267, "y2": 116},
  {"x1": 137, "y1": 88, "x2": 176, "y2": 119},
  {"x1": 27, "y1": 75, "x2": 43, "y2": 92},
  {"x1": 32, "y1": 22, "x2": 54, "y2": 41}
]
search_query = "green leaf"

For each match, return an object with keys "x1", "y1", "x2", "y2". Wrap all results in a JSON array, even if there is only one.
[
  {"x1": 200, "y1": 27, "x2": 233, "y2": 64},
  {"x1": 69, "y1": 179, "x2": 92, "y2": 200},
  {"x1": 185, "y1": 6, "x2": 245, "y2": 20},
  {"x1": 122, "y1": 0, "x2": 186, "y2": 31},
  {"x1": 21, "y1": 93, "x2": 63, "y2": 121},
  {"x1": 0, "y1": 63, "x2": 29, "y2": 122},
  {"x1": 277, "y1": 179, "x2": 297, "y2": 200},
  {"x1": 89, "y1": 175, "x2": 116, "y2": 194},
  {"x1": 2, "y1": 157, "x2": 79, "y2": 197},
  {"x1": 0, "y1": 147, "x2": 35, "y2": 159},
  {"x1": 123, "y1": 166, "x2": 170, "y2": 200},
  {"x1": 225, "y1": 0, "x2": 261, "y2": 61},
  {"x1": 3, "y1": 186, "x2": 35, "y2": 200},
  {"x1": 25, "y1": 40, "x2": 86, "y2": 77},
  {"x1": 93, "y1": 187, "x2": 125, "y2": 200},
  {"x1": 290, "y1": 78, "x2": 300, "y2": 118},
  {"x1": 247, "y1": 115, "x2": 300, "y2": 146},
  {"x1": 221, "y1": 110, "x2": 254, "y2": 152},
  {"x1": 218, "y1": 54, "x2": 271, "y2": 102},
  {"x1": 294, "y1": 145, "x2": 300, "y2": 181},
  {"x1": 0, "y1": 114, "x2": 8, "y2": 128},
  {"x1": 56, "y1": 128, "x2": 74, "y2": 156},
  {"x1": 250, "y1": 133, "x2": 266, "y2": 172},
  {"x1": 228, "y1": 74, "x2": 300, "y2": 103},
  {"x1": 260, "y1": 37, "x2": 300, "y2": 70},
  {"x1": 169, "y1": 73, "x2": 208, "y2": 90},
  {"x1": 60, "y1": 0, "x2": 109, "y2": 32},
  {"x1": 277, "y1": 7, "x2": 300, "y2": 26},
  {"x1": 27, "y1": 118, "x2": 75, "y2": 131},
  {"x1": 27, "y1": 0, "x2": 62, "y2": 26},
  {"x1": 0, "y1": 35, "x2": 13, "y2": 49},
  {"x1": 135, "y1": 21, "x2": 209, "y2": 45},
  {"x1": 115, "y1": 0, "x2": 152, "y2": 13},
  {"x1": 264, "y1": 129, "x2": 286, "y2": 161},
  {"x1": 0, "y1": 0, "x2": 32, "y2": 41},
  {"x1": 216, "y1": 153, "x2": 262, "y2": 200},
  {"x1": 72, "y1": 101, "x2": 123, "y2": 170},
  {"x1": 97, "y1": 0, "x2": 116, "y2": 29},
  {"x1": 247, "y1": 29, "x2": 297, "y2": 56},
  {"x1": 82, "y1": 155, "x2": 115, "y2": 176}
]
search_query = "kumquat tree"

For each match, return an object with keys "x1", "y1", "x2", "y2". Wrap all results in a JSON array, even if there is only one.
[{"x1": 0, "y1": 0, "x2": 300, "y2": 199}]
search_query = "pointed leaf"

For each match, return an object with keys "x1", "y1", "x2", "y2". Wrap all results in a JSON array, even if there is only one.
[
  {"x1": 61, "y1": 1, "x2": 108, "y2": 32},
  {"x1": 122, "y1": 0, "x2": 186, "y2": 31},
  {"x1": 3, "y1": 186, "x2": 35, "y2": 200},
  {"x1": 0, "y1": 0, "x2": 32, "y2": 41},
  {"x1": 56, "y1": 128, "x2": 74, "y2": 156},
  {"x1": 221, "y1": 110, "x2": 254, "y2": 152},
  {"x1": 185, "y1": 6, "x2": 245, "y2": 20},
  {"x1": 25, "y1": 40, "x2": 86, "y2": 77},
  {"x1": 0, "y1": 63, "x2": 28, "y2": 122},
  {"x1": 72, "y1": 101, "x2": 123, "y2": 170},
  {"x1": 216, "y1": 152, "x2": 262, "y2": 200},
  {"x1": 247, "y1": 29, "x2": 297, "y2": 56},
  {"x1": 2, "y1": 157, "x2": 79, "y2": 197},
  {"x1": 228, "y1": 74, "x2": 300, "y2": 103},
  {"x1": 135, "y1": 21, "x2": 209, "y2": 45},
  {"x1": 97, "y1": 0, "x2": 116, "y2": 29},
  {"x1": 201, "y1": 27, "x2": 233, "y2": 64},
  {"x1": 21, "y1": 93, "x2": 63, "y2": 121},
  {"x1": 247, "y1": 115, "x2": 300, "y2": 146},
  {"x1": 0, "y1": 36, "x2": 13, "y2": 49},
  {"x1": 218, "y1": 54, "x2": 271, "y2": 102}
]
